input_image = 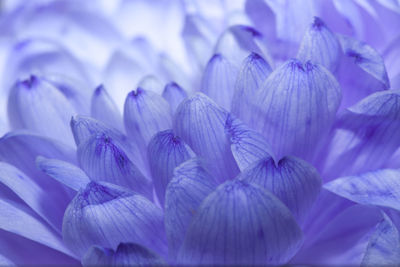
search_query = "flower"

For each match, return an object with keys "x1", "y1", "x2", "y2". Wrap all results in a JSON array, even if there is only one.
[{"x1": 0, "y1": 0, "x2": 400, "y2": 266}]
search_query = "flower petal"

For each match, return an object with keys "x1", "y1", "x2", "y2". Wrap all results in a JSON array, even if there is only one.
[
  {"x1": 173, "y1": 93, "x2": 239, "y2": 183},
  {"x1": 324, "y1": 169, "x2": 400, "y2": 211},
  {"x1": 231, "y1": 52, "x2": 272, "y2": 126},
  {"x1": 0, "y1": 162, "x2": 67, "y2": 231},
  {"x1": 114, "y1": 243, "x2": 165, "y2": 266},
  {"x1": 70, "y1": 116, "x2": 148, "y2": 175},
  {"x1": 7, "y1": 76, "x2": 76, "y2": 145},
  {"x1": 177, "y1": 180, "x2": 302, "y2": 265},
  {"x1": 238, "y1": 156, "x2": 321, "y2": 222},
  {"x1": 147, "y1": 130, "x2": 195, "y2": 205},
  {"x1": 200, "y1": 54, "x2": 238, "y2": 110},
  {"x1": 162, "y1": 82, "x2": 187, "y2": 114},
  {"x1": 77, "y1": 134, "x2": 152, "y2": 198},
  {"x1": 293, "y1": 204, "x2": 382, "y2": 265},
  {"x1": 318, "y1": 90, "x2": 400, "y2": 180},
  {"x1": 82, "y1": 246, "x2": 113, "y2": 266},
  {"x1": 337, "y1": 35, "x2": 390, "y2": 108},
  {"x1": 361, "y1": 213, "x2": 400, "y2": 266},
  {"x1": 165, "y1": 158, "x2": 217, "y2": 260},
  {"x1": 297, "y1": 17, "x2": 341, "y2": 73},
  {"x1": 0, "y1": 131, "x2": 76, "y2": 204},
  {"x1": 214, "y1": 25, "x2": 273, "y2": 68},
  {"x1": 253, "y1": 59, "x2": 341, "y2": 160},
  {"x1": 91, "y1": 85, "x2": 123, "y2": 131},
  {"x1": 225, "y1": 115, "x2": 274, "y2": 170},
  {"x1": 124, "y1": 88, "x2": 172, "y2": 148},
  {"x1": 82, "y1": 243, "x2": 165, "y2": 267},
  {"x1": 0, "y1": 198, "x2": 73, "y2": 257},
  {"x1": 62, "y1": 181, "x2": 167, "y2": 258},
  {"x1": 36, "y1": 156, "x2": 90, "y2": 191}
]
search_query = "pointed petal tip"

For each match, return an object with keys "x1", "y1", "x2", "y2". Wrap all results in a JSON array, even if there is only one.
[{"x1": 311, "y1": 16, "x2": 325, "y2": 30}]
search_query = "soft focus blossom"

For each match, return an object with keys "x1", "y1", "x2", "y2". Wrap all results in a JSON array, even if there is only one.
[{"x1": 0, "y1": 0, "x2": 400, "y2": 266}]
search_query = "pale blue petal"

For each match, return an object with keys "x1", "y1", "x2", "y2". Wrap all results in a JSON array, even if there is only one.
[
  {"x1": 324, "y1": 169, "x2": 400, "y2": 211},
  {"x1": 103, "y1": 50, "x2": 147, "y2": 109},
  {"x1": 173, "y1": 93, "x2": 239, "y2": 183},
  {"x1": 214, "y1": 25, "x2": 273, "y2": 68},
  {"x1": 225, "y1": 115, "x2": 274, "y2": 170},
  {"x1": 137, "y1": 75, "x2": 164, "y2": 95},
  {"x1": 177, "y1": 180, "x2": 302, "y2": 265},
  {"x1": 147, "y1": 129, "x2": 195, "y2": 205},
  {"x1": 91, "y1": 85, "x2": 123, "y2": 131},
  {"x1": 297, "y1": 17, "x2": 342, "y2": 73},
  {"x1": 70, "y1": 115, "x2": 123, "y2": 146},
  {"x1": 124, "y1": 88, "x2": 172, "y2": 148},
  {"x1": 113, "y1": 243, "x2": 165, "y2": 266},
  {"x1": 0, "y1": 198, "x2": 74, "y2": 258},
  {"x1": 77, "y1": 134, "x2": 152, "y2": 199},
  {"x1": 70, "y1": 116, "x2": 148, "y2": 175},
  {"x1": 231, "y1": 52, "x2": 272, "y2": 126},
  {"x1": 338, "y1": 35, "x2": 390, "y2": 108},
  {"x1": 158, "y1": 53, "x2": 191, "y2": 92},
  {"x1": 200, "y1": 54, "x2": 238, "y2": 110},
  {"x1": 0, "y1": 162, "x2": 67, "y2": 231},
  {"x1": 253, "y1": 59, "x2": 341, "y2": 160},
  {"x1": 245, "y1": 0, "x2": 276, "y2": 44},
  {"x1": 239, "y1": 156, "x2": 321, "y2": 222},
  {"x1": 82, "y1": 246, "x2": 113, "y2": 266},
  {"x1": 162, "y1": 82, "x2": 187, "y2": 113},
  {"x1": 7, "y1": 76, "x2": 76, "y2": 146},
  {"x1": 0, "y1": 131, "x2": 76, "y2": 206},
  {"x1": 164, "y1": 158, "x2": 217, "y2": 260},
  {"x1": 182, "y1": 14, "x2": 216, "y2": 69},
  {"x1": 36, "y1": 156, "x2": 90, "y2": 191},
  {"x1": 361, "y1": 213, "x2": 400, "y2": 266},
  {"x1": 293, "y1": 204, "x2": 382, "y2": 265},
  {"x1": 62, "y1": 181, "x2": 167, "y2": 257},
  {"x1": 318, "y1": 90, "x2": 400, "y2": 180},
  {"x1": 82, "y1": 243, "x2": 165, "y2": 267}
]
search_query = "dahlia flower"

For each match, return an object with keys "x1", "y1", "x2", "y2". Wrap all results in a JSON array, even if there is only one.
[{"x1": 0, "y1": 0, "x2": 400, "y2": 266}]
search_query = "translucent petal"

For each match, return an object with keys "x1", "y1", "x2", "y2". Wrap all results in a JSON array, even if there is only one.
[
  {"x1": 62, "y1": 181, "x2": 167, "y2": 257},
  {"x1": 173, "y1": 93, "x2": 239, "y2": 183},
  {"x1": 77, "y1": 134, "x2": 152, "y2": 199},
  {"x1": 177, "y1": 180, "x2": 302, "y2": 265},
  {"x1": 253, "y1": 59, "x2": 341, "y2": 160},
  {"x1": 36, "y1": 156, "x2": 90, "y2": 191},
  {"x1": 91, "y1": 85, "x2": 123, "y2": 131},
  {"x1": 137, "y1": 75, "x2": 164, "y2": 95},
  {"x1": 82, "y1": 243, "x2": 165, "y2": 267},
  {"x1": 297, "y1": 17, "x2": 341, "y2": 73},
  {"x1": 293, "y1": 204, "x2": 382, "y2": 265},
  {"x1": 0, "y1": 131, "x2": 75, "y2": 205},
  {"x1": 147, "y1": 130, "x2": 195, "y2": 205},
  {"x1": 7, "y1": 76, "x2": 76, "y2": 145},
  {"x1": 181, "y1": 14, "x2": 216, "y2": 69},
  {"x1": 0, "y1": 162, "x2": 67, "y2": 231},
  {"x1": 0, "y1": 198, "x2": 73, "y2": 257},
  {"x1": 325, "y1": 169, "x2": 400, "y2": 211},
  {"x1": 214, "y1": 25, "x2": 273, "y2": 68},
  {"x1": 231, "y1": 53, "x2": 272, "y2": 126},
  {"x1": 70, "y1": 116, "x2": 148, "y2": 175},
  {"x1": 165, "y1": 158, "x2": 217, "y2": 260},
  {"x1": 337, "y1": 35, "x2": 390, "y2": 108},
  {"x1": 82, "y1": 246, "x2": 113, "y2": 266},
  {"x1": 114, "y1": 243, "x2": 165, "y2": 266},
  {"x1": 162, "y1": 82, "x2": 187, "y2": 114},
  {"x1": 238, "y1": 156, "x2": 321, "y2": 222},
  {"x1": 361, "y1": 213, "x2": 400, "y2": 266},
  {"x1": 200, "y1": 54, "x2": 238, "y2": 110},
  {"x1": 225, "y1": 115, "x2": 274, "y2": 170},
  {"x1": 318, "y1": 90, "x2": 400, "y2": 180},
  {"x1": 124, "y1": 88, "x2": 172, "y2": 148}
]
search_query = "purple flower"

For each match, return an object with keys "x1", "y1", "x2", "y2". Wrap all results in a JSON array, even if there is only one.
[{"x1": 0, "y1": 0, "x2": 400, "y2": 266}]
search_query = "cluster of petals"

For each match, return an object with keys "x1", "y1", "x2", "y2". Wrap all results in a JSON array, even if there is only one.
[{"x1": 0, "y1": 0, "x2": 400, "y2": 266}]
